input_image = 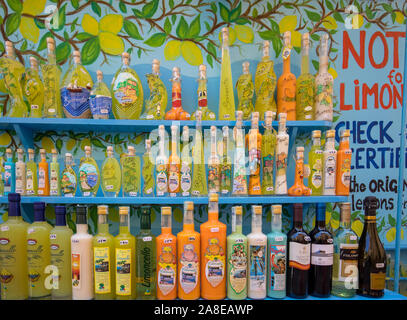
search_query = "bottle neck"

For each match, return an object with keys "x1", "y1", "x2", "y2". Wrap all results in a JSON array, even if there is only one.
[
  {"x1": 210, "y1": 133, "x2": 217, "y2": 155},
  {"x1": 325, "y1": 137, "x2": 335, "y2": 150},
  {"x1": 55, "y1": 214, "x2": 67, "y2": 227},
  {"x1": 312, "y1": 137, "x2": 321, "y2": 147},
  {"x1": 208, "y1": 201, "x2": 219, "y2": 221},
  {"x1": 340, "y1": 210, "x2": 351, "y2": 229},
  {"x1": 8, "y1": 201, "x2": 21, "y2": 217},
  {"x1": 140, "y1": 212, "x2": 151, "y2": 231},
  {"x1": 29, "y1": 154, "x2": 35, "y2": 162},
  {"x1": 119, "y1": 214, "x2": 130, "y2": 233},
  {"x1": 17, "y1": 154, "x2": 23, "y2": 162},
  {"x1": 316, "y1": 211, "x2": 326, "y2": 228},
  {"x1": 272, "y1": 214, "x2": 282, "y2": 232},
  {"x1": 97, "y1": 214, "x2": 109, "y2": 234},
  {"x1": 278, "y1": 122, "x2": 286, "y2": 133},
  {"x1": 232, "y1": 214, "x2": 242, "y2": 234},
  {"x1": 283, "y1": 55, "x2": 291, "y2": 73},
  {"x1": 48, "y1": 49, "x2": 56, "y2": 65},
  {"x1": 293, "y1": 208, "x2": 303, "y2": 228},
  {"x1": 301, "y1": 49, "x2": 309, "y2": 74},
  {"x1": 77, "y1": 224, "x2": 88, "y2": 233},
  {"x1": 339, "y1": 136, "x2": 350, "y2": 149}
]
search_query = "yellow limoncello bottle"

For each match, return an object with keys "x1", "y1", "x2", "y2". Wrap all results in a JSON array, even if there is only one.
[
  {"x1": 0, "y1": 193, "x2": 28, "y2": 300},
  {"x1": 27, "y1": 202, "x2": 52, "y2": 299},
  {"x1": 93, "y1": 205, "x2": 115, "y2": 300}
]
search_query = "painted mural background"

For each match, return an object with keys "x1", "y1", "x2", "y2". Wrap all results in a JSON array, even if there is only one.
[{"x1": 0, "y1": 0, "x2": 406, "y2": 292}]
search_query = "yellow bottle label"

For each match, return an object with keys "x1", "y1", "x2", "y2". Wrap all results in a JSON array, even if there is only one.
[
  {"x1": 71, "y1": 253, "x2": 81, "y2": 289},
  {"x1": 94, "y1": 247, "x2": 111, "y2": 294},
  {"x1": 116, "y1": 248, "x2": 131, "y2": 296}
]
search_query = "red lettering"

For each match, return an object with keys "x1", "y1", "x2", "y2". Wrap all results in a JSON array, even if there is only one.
[
  {"x1": 362, "y1": 83, "x2": 379, "y2": 109},
  {"x1": 380, "y1": 84, "x2": 392, "y2": 109},
  {"x1": 354, "y1": 80, "x2": 360, "y2": 110},
  {"x1": 340, "y1": 83, "x2": 353, "y2": 110},
  {"x1": 385, "y1": 32, "x2": 405, "y2": 68},
  {"x1": 368, "y1": 32, "x2": 388, "y2": 69},
  {"x1": 393, "y1": 84, "x2": 403, "y2": 109},
  {"x1": 343, "y1": 30, "x2": 365, "y2": 69}
]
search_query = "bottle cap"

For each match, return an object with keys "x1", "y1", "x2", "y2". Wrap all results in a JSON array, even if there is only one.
[
  {"x1": 363, "y1": 196, "x2": 379, "y2": 212},
  {"x1": 28, "y1": 148, "x2": 35, "y2": 154},
  {"x1": 209, "y1": 192, "x2": 218, "y2": 202},
  {"x1": 182, "y1": 126, "x2": 189, "y2": 141},
  {"x1": 17, "y1": 148, "x2": 23, "y2": 154},
  {"x1": 55, "y1": 206, "x2": 67, "y2": 226},
  {"x1": 107, "y1": 146, "x2": 113, "y2": 153},
  {"x1": 119, "y1": 206, "x2": 130, "y2": 215},
  {"x1": 340, "y1": 202, "x2": 351, "y2": 223},
  {"x1": 341, "y1": 129, "x2": 350, "y2": 138},
  {"x1": 252, "y1": 205, "x2": 262, "y2": 215},
  {"x1": 8, "y1": 192, "x2": 20, "y2": 203},
  {"x1": 296, "y1": 146, "x2": 304, "y2": 153},
  {"x1": 302, "y1": 32, "x2": 310, "y2": 47},
  {"x1": 40, "y1": 148, "x2": 46, "y2": 154},
  {"x1": 221, "y1": 27, "x2": 228, "y2": 42},
  {"x1": 51, "y1": 148, "x2": 57, "y2": 155},
  {"x1": 283, "y1": 31, "x2": 291, "y2": 46},
  {"x1": 172, "y1": 67, "x2": 181, "y2": 80},
  {"x1": 65, "y1": 152, "x2": 72, "y2": 158},
  {"x1": 96, "y1": 70, "x2": 103, "y2": 81},
  {"x1": 263, "y1": 40, "x2": 270, "y2": 57},
  {"x1": 33, "y1": 202, "x2": 46, "y2": 221},
  {"x1": 233, "y1": 206, "x2": 242, "y2": 215},
  {"x1": 272, "y1": 204, "x2": 282, "y2": 215},
  {"x1": 279, "y1": 113, "x2": 287, "y2": 122},
  {"x1": 293, "y1": 203, "x2": 303, "y2": 210},
  {"x1": 161, "y1": 206, "x2": 172, "y2": 215},
  {"x1": 199, "y1": 64, "x2": 206, "y2": 79},
  {"x1": 76, "y1": 206, "x2": 88, "y2": 224},
  {"x1": 8, "y1": 193, "x2": 21, "y2": 217},
  {"x1": 184, "y1": 201, "x2": 194, "y2": 211},
  {"x1": 55, "y1": 205, "x2": 66, "y2": 215},
  {"x1": 222, "y1": 126, "x2": 228, "y2": 136},
  {"x1": 98, "y1": 205, "x2": 108, "y2": 215},
  {"x1": 46, "y1": 37, "x2": 55, "y2": 47},
  {"x1": 312, "y1": 130, "x2": 321, "y2": 138},
  {"x1": 84, "y1": 146, "x2": 91, "y2": 153},
  {"x1": 141, "y1": 205, "x2": 150, "y2": 215},
  {"x1": 122, "y1": 52, "x2": 130, "y2": 59},
  {"x1": 341, "y1": 202, "x2": 351, "y2": 211},
  {"x1": 29, "y1": 56, "x2": 38, "y2": 69},
  {"x1": 326, "y1": 129, "x2": 335, "y2": 138},
  {"x1": 6, "y1": 148, "x2": 11, "y2": 154},
  {"x1": 242, "y1": 61, "x2": 250, "y2": 73}
]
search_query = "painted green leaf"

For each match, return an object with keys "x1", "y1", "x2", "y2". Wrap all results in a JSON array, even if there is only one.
[
  {"x1": 268, "y1": 19, "x2": 280, "y2": 34},
  {"x1": 123, "y1": 20, "x2": 143, "y2": 40},
  {"x1": 71, "y1": 0, "x2": 79, "y2": 9},
  {"x1": 137, "y1": 48, "x2": 141, "y2": 58},
  {"x1": 0, "y1": 42, "x2": 4, "y2": 53},
  {"x1": 20, "y1": 40, "x2": 27, "y2": 51},
  {"x1": 71, "y1": 17, "x2": 78, "y2": 32},
  {"x1": 388, "y1": 214, "x2": 396, "y2": 227},
  {"x1": 271, "y1": 35, "x2": 282, "y2": 58},
  {"x1": 229, "y1": 2, "x2": 241, "y2": 22},
  {"x1": 5, "y1": 13, "x2": 20, "y2": 36},
  {"x1": 204, "y1": 21, "x2": 211, "y2": 31},
  {"x1": 365, "y1": 6, "x2": 373, "y2": 19},
  {"x1": 267, "y1": 2, "x2": 272, "y2": 11},
  {"x1": 312, "y1": 59, "x2": 319, "y2": 71},
  {"x1": 81, "y1": 37, "x2": 100, "y2": 65},
  {"x1": 305, "y1": 10, "x2": 321, "y2": 22},
  {"x1": 210, "y1": 3, "x2": 217, "y2": 14},
  {"x1": 34, "y1": 18, "x2": 45, "y2": 29},
  {"x1": 365, "y1": 22, "x2": 371, "y2": 29},
  {"x1": 76, "y1": 32, "x2": 95, "y2": 41},
  {"x1": 235, "y1": 17, "x2": 250, "y2": 25},
  {"x1": 142, "y1": 0, "x2": 159, "y2": 18},
  {"x1": 91, "y1": 138, "x2": 105, "y2": 149},
  {"x1": 252, "y1": 7, "x2": 258, "y2": 18},
  {"x1": 258, "y1": 30, "x2": 277, "y2": 40},
  {"x1": 219, "y1": 2, "x2": 230, "y2": 22},
  {"x1": 56, "y1": 139, "x2": 63, "y2": 152},
  {"x1": 333, "y1": 12, "x2": 344, "y2": 23},
  {"x1": 6, "y1": 0, "x2": 22, "y2": 12},
  {"x1": 333, "y1": 115, "x2": 339, "y2": 123},
  {"x1": 56, "y1": 41, "x2": 71, "y2": 64},
  {"x1": 52, "y1": 3, "x2": 66, "y2": 31},
  {"x1": 326, "y1": 0, "x2": 334, "y2": 11},
  {"x1": 188, "y1": 14, "x2": 201, "y2": 38},
  {"x1": 119, "y1": 1, "x2": 127, "y2": 13},
  {"x1": 144, "y1": 33, "x2": 167, "y2": 47},
  {"x1": 164, "y1": 17, "x2": 172, "y2": 34},
  {"x1": 207, "y1": 42, "x2": 217, "y2": 58},
  {"x1": 171, "y1": 15, "x2": 176, "y2": 25},
  {"x1": 132, "y1": 8, "x2": 143, "y2": 18},
  {"x1": 91, "y1": 1, "x2": 102, "y2": 17},
  {"x1": 169, "y1": 0, "x2": 174, "y2": 9},
  {"x1": 64, "y1": 31, "x2": 70, "y2": 40},
  {"x1": 293, "y1": 46, "x2": 300, "y2": 54},
  {"x1": 311, "y1": 33, "x2": 320, "y2": 41},
  {"x1": 382, "y1": 3, "x2": 393, "y2": 13},
  {"x1": 283, "y1": 4, "x2": 293, "y2": 9},
  {"x1": 176, "y1": 16, "x2": 189, "y2": 40},
  {"x1": 391, "y1": 12, "x2": 396, "y2": 23}
]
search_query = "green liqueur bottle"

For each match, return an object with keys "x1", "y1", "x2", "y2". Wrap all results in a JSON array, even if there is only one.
[
  {"x1": 220, "y1": 126, "x2": 232, "y2": 196},
  {"x1": 43, "y1": 38, "x2": 62, "y2": 118},
  {"x1": 180, "y1": 126, "x2": 192, "y2": 196},
  {"x1": 23, "y1": 57, "x2": 44, "y2": 118},
  {"x1": 123, "y1": 145, "x2": 141, "y2": 197},
  {"x1": 191, "y1": 110, "x2": 208, "y2": 196},
  {"x1": 235, "y1": 61, "x2": 254, "y2": 120},
  {"x1": 136, "y1": 206, "x2": 156, "y2": 299},
  {"x1": 101, "y1": 146, "x2": 122, "y2": 197},
  {"x1": 141, "y1": 141, "x2": 154, "y2": 197},
  {"x1": 26, "y1": 148, "x2": 38, "y2": 196},
  {"x1": 261, "y1": 111, "x2": 277, "y2": 195},
  {"x1": 227, "y1": 206, "x2": 248, "y2": 300},
  {"x1": 308, "y1": 130, "x2": 323, "y2": 196}
]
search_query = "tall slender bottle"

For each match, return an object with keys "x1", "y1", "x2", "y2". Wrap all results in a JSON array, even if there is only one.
[
  {"x1": 23, "y1": 57, "x2": 44, "y2": 118},
  {"x1": 247, "y1": 205, "x2": 267, "y2": 299},
  {"x1": 43, "y1": 38, "x2": 62, "y2": 118},
  {"x1": 287, "y1": 203, "x2": 311, "y2": 299},
  {"x1": 288, "y1": 147, "x2": 311, "y2": 196},
  {"x1": 89, "y1": 70, "x2": 112, "y2": 119},
  {"x1": 267, "y1": 205, "x2": 287, "y2": 299},
  {"x1": 61, "y1": 50, "x2": 93, "y2": 118},
  {"x1": 79, "y1": 146, "x2": 100, "y2": 197},
  {"x1": 115, "y1": 206, "x2": 136, "y2": 300},
  {"x1": 275, "y1": 113, "x2": 289, "y2": 195},
  {"x1": 168, "y1": 125, "x2": 181, "y2": 197},
  {"x1": 336, "y1": 129, "x2": 352, "y2": 196},
  {"x1": 191, "y1": 111, "x2": 208, "y2": 196},
  {"x1": 177, "y1": 201, "x2": 200, "y2": 300},
  {"x1": 3, "y1": 148, "x2": 15, "y2": 195},
  {"x1": 123, "y1": 145, "x2": 141, "y2": 197},
  {"x1": 111, "y1": 52, "x2": 144, "y2": 120},
  {"x1": 27, "y1": 202, "x2": 52, "y2": 299},
  {"x1": 0, "y1": 193, "x2": 28, "y2": 300},
  {"x1": 309, "y1": 203, "x2": 333, "y2": 297},
  {"x1": 15, "y1": 148, "x2": 26, "y2": 196},
  {"x1": 156, "y1": 125, "x2": 168, "y2": 196},
  {"x1": 315, "y1": 34, "x2": 334, "y2": 121},
  {"x1": 201, "y1": 193, "x2": 226, "y2": 300},
  {"x1": 332, "y1": 203, "x2": 358, "y2": 298},
  {"x1": 141, "y1": 142, "x2": 154, "y2": 197},
  {"x1": 232, "y1": 111, "x2": 248, "y2": 195},
  {"x1": 50, "y1": 206, "x2": 73, "y2": 300},
  {"x1": 308, "y1": 130, "x2": 323, "y2": 196},
  {"x1": 61, "y1": 153, "x2": 77, "y2": 197},
  {"x1": 296, "y1": 33, "x2": 315, "y2": 120},
  {"x1": 323, "y1": 129, "x2": 337, "y2": 195},
  {"x1": 277, "y1": 31, "x2": 296, "y2": 121},
  {"x1": 218, "y1": 27, "x2": 236, "y2": 120},
  {"x1": 180, "y1": 126, "x2": 192, "y2": 196},
  {"x1": 71, "y1": 206, "x2": 94, "y2": 300},
  {"x1": 246, "y1": 112, "x2": 262, "y2": 195},
  {"x1": 141, "y1": 59, "x2": 167, "y2": 120},
  {"x1": 165, "y1": 67, "x2": 190, "y2": 120},
  {"x1": 255, "y1": 41, "x2": 277, "y2": 119},
  {"x1": 156, "y1": 207, "x2": 177, "y2": 300},
  {"x1": 50, "y1": 149, "x2": 60, "y2": 196},
  {"x1": 191, "y1": 64, "x2": 216, "y2": 120},
  {"x1": 101, "y1": 146, "x2": 122, "y2": 197},
  {"x1": 357, "y1": 196, "x2": 386, "y2": 298},
  {"x1": 208, "y1": 126, "x2": 220, "y2": 194},
  {"x1": 93, "y1": 205, "x2": 115, "y2": 300},
  {"x1": 220, "y1": 126, "x2": 232, "y2": 196},
  {"x1": 38, "y1": 149, "x2": 50, "y2": 196},
  {"x1": 262, "y1": 111, "x2": 277, "y2": 195},
  {"x1": 227, "y1": 206, "x2": 248, "y2": 300},
  {"x1": 236, "y1": 61, "x2": 254, "y2": 120},
  {"x1": 136, "y1": 206, "x2": 156, "y2": 299},
  {"x1": 26, "y1": 148, "x2": 38, "y2": 196}
]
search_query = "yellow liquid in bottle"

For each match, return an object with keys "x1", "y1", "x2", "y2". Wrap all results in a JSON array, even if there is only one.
[{"x1": 219, "y1": 47, "x2": 236, "y2": 120}]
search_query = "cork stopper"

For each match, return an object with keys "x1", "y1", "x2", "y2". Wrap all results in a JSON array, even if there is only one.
[
  {"x1": 265, "y1": 111, "x2": 273, "y2": 126},
  {"x1": 263, "y1": 40, "x2": 270, "y2": 58},
  {"x1": 46, "y1": 37, "x2": 55, "y2": 51},
  {"x1": 184, "y1": 201, "x2": 194, "y2": 211},
  {"x1": 97, "y1": 205, "x2": 108, "y2": 215},
  {"x1": 106, "y1": 146, "x2": 113, "y2": 155},
  {"x1": 222, "y1": 125, "x2": 228, "y2": 137},
  {"x1": 209, "y1": 192, "x2": 218, "y2": 202},
  {"x1": 172, "y1": 66, "x2": 181, "y2": 81},
  {"x1": 210, "y1": 125, "x2": 216, "y2": 136},
  {"x1": 236, "y1": 110, "x2": 243, "y2": 124},
  {"x1": 161, "y1": 206, "x2": 172, "y2": 215},
  {"x1": 73, "y1": 50, "x2": 81, "y2": 64},
  {"x1": 182, "y1": 126, "x2": 189, "y2": 141},
  {"x1": 199, "y1": 64, "x2": 206, "y2": 79},
  {"x1": 242, "y1": 61, "x2": 250, "y2": 74},
  {"x1": 302, "y1": 32, "x2": 310, "y2": 49},
  {"x1": 122, "y1": 52, "x2": 130, "y2": 65},
  {"x1": 28, "y1": 148, "x2": 35, "y2": 154},
  {"x1": 96, "y1": 70, "x2": 103, "y2": 81},
  {"x1": 320, "y1": 34, "x2": 329, "y2": 65},
  {"x1": 340, "y1": 202, "x2": 351, "y2": 222},
  {"x1": 272, "y1": 204, "x2": 282, "y2": 215},
  {"x1": 221, "y1": 27, "x2": 229, "y2": 43},
  {"x1": 40, "y1": 148, "x2": 46, "y2": 154},
  {"x1": 17, "y1": 148, "x2": 23, "y2": 154},
  {"x1": 326, "y1": 129, "x2": 335, "y2": 138},
  {"x1": 158, "y1": 124, "x2": 165, "y2": 137},
  {"x1": 30, "y1": 57, "x2": 39, "y2": 70},
  {"x1": 195, "y1": 110, "x2": 202, "y2": 122},
  {"x1": 283, "y1": 31, "x2": 291, "y2": 46},
  {"x1": 171, "y1": 125, "x2": 178, "y2": 135},
  {"x1": 341, "y1": 129, "x2": 350, "y2": 138},
  {"x1": 251, "y1": 112, "x2": 259, "y2": 129},
  {"x1": 143, "y1": 140, "x2": 150, "y2": 152},
  {"x1": 296, "y1": 146, "x2": 304, "y2": 159},
  {"x1": 312, "y1": 130, "x2": 321, "y2": 138},
  {"x1": 119, "y1": 206, "x2": 130, "y2": 215},
  {"x1": 51, "y1": 149, "x2": 57, "y2": 155},
  {"x1": 5, "y1": 148, "x2": 11, "y2": 156},
  {"x1": 233, "y1": 206, "x2": 242, "y2": 215},
  {"x1": 84, "y1": 145, "x2": 92, "y2": 154},
  {"x1": 252, "y1": 205, "x2": 262, "y2": 215},
  {"x1": 152, "y1": 59, "x2": 160, "y2": 74},
  {"x1": 128, "y1": 145, "x2": 136, "y2": 156},
  {"x1": 65, "y1": 152, "x2": 72, "y2": 160},
  {"x1": 278, "y1": 112, "x2": 287, "y2": 123}
]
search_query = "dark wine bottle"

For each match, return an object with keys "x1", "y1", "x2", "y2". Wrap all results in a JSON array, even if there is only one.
[
  {"x1": 357, "y1": 196, "x2": 386, "y2": 297},
  {"x1": 286, "y1": 203, "x2": 311, "y2": 298},
  {"x1": 309, "y1": 203, "x2": 333, "y2": 297}
]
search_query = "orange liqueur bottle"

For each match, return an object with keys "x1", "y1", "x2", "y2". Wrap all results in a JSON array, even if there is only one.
[
  {"x1": 336, "y1": 129, "x2": 352, "y2": 195},
  {"x1": 165, "y1": 67, "x2": 190, "y2": 120},
  {"x1": 38, "y1": 149, "x2": 50, "y2": 196}
]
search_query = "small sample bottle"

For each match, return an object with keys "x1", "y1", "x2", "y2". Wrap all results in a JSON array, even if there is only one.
[
  {"x1": 3, "y1": 148, "x2": 15, "y2": 195},
  {"x1": 336, "y1": 129, "x2": 352, "y2": 196},
  {"x1": 26, "y1": 148, "x2": 38, "y2": 196},
  {"x1": 308, "y1": 130, "x2": 323, "y2": 196},
  {"x1": 15, "y1": 148, "x2": 26, "y2": 195},
  {"x1": 50, "y1": 149, "x2": 60, "y2": 196},
  {"x1": 322, "y1": 130, "x2": 337, "y2": 195},
  {"x1": 38, "y1": 149, "x2": 50, "y2": 196}
]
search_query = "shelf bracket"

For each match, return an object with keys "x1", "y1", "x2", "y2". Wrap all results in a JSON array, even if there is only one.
[{"x1": 13, "y1": 124, "x2": 33, "y2": 149}]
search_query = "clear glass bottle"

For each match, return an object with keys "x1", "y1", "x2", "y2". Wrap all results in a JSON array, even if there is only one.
[
  {"x1": 246, "y1": 112, "x2": 262, "y2": 195},
  {"x1": 208, "y1": 126, "x2": 220, "y2": 194},
  {"x1": 123, "y1": 145, "x2": 141, "y2": 197},
  {"x1": 155, "y1": 125, "x2": 168, "y2": 197},
  {"x1": 275, "y1": 113, "x2": 289, "y2": 195},
  {"x1": 168, "y1": 125, "x2": 181, "y2": 197},
  {"x1": 61, "y1": 153, "x2": 77, "y2": 197},
  {"x1": 180, "y1": 126, "x2": 192, "y2": 196},
  {"x1": 323, "y1": 129, "x2": 337, "y2": 195},
  {"x1": 23, "y1": 57, "x2": 44, "y2": 118},
  {"x1": 220, "y1": 126, "x2": 232, "y2": 196},
  {"x1": 165, "y1": 67, "x2": 190, "y2": 120},
  {"x1": 26, "y1": 148, "x2": 38, "y2": 196},
  {"x1": 141, "y1": 142, "x2": 153, "y2": 197},
  {"x1": 79, "y1": 146, "x2": 100, "y2": 197},
  {"x1": 101, "y1": 146, "x2": 122, "y2": 197},
  {"x1": 191, "y1": 111, "x2": 208, "y2": 196},
  {"x1": 3, "y1": 148, "x2": 15, "y2": 195},
  {"x1": 50, "y1": 149, "x2": 60, "y2": 196},
  {"x1": 191, "y1": 64, "x2": 216, "y2": 120},
  {"x1": 232, "y1": 111, "x2": 248, "y2": 196},
  {"x1": 43, "y1": 37, "x2": 62, "y2": 118},
  {"x1": 89, "y1": 70, "x2": 112, "y2": 119},
  {"x1": 15, "y1": 148, "x2": 26, "y2": 196},
  {"x1": 308, "y1": 130, "x2": 323, "y2": 196},
  {"x1": 261, "y1": 111, "x2": 277, "y2": 195},
  {"x1": 236, "y1": 61, "x2": 254, "y2": 120}
]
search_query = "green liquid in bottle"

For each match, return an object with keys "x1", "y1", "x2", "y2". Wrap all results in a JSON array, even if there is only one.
[
  {"x1": 50, "y1": 150, "x2": 60, "y2": 196},
  {"x1": 26, "y1": 149, "x2": 38, "y2": 196},
  {"x1": 262, "y1": 112, "x2": 277, "y2": 195},
  {"x1": 236, "y1": 62, "x2": 254, "y2": 120},
  {"x1": 309, "y1": 131, "x2": 323, "y2": 196},
  {"x1": 78, "y1": 146, "x2": 100, "y2": 197},
  {"x1": 101, "y1": 147, "x2": 122, "y2": 197},
  {"x1": 23, "y1": 57, "x2": 44, "y2": 118},
  {"x1": 191, "y1": 111, "x2": 208, "y2": 196},
  {"x1": 141, "y1": 141, "x2": 154, "y2": 196}
]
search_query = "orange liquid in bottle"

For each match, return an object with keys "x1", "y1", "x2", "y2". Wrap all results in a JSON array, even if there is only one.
[
  {"x1": 336, "y1": 129, "x2": 352, "y2": 195},
  {"x1": 177, "y1": 201, "x2": 200, "y2": 300},
  {"x1": 165, "y1": 67, "x2": 190, "y2": 120},
  {"x1": 200, "y1": 193, "x2": 226, "y2": 300},
  {"x1": 156, "y1": 207, "x2": 177, "y2": 300},
  {"x1": 38, "y1": 149, "x2": 50, "y2": 196}
]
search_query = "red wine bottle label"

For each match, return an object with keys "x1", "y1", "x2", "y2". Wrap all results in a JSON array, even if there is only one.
[
  {"x1": 311, "y1": 244, "x2": 333, "y2": 266},
  {"x1": 289, "y1": 242, "x2": 310, "y2": 270},
  {"x1": 370, "y1": 272, "x2": 385, "y2": 290}
]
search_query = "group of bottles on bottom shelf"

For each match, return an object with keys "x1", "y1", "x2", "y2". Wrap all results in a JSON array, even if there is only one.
[{"x1": 0, "y1": 193, "x2": 386, "y2": 300}]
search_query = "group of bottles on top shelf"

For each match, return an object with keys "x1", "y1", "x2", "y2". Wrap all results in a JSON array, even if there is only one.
[
  {"x1": 0, "y1": 111, "x2": 351, "y2": 198},
  {"x1": 0, "y1": 28, "x2": 333, "y2": 122},
  {"x1": 0, "y1": 193, "x2": 386, "y2": 300}
]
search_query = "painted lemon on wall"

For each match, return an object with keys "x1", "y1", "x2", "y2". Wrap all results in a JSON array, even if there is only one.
[
  {"x1": 0, "y1": 132, "x2": 11, "y2": 146},
  {"x1": 164, "y1": 40, "x2": 203, "y2": 66},
  {"x1": 41, "y1": 137, "x2": 55, "y2": 153},
  {"x1": 386, "y1": 227, "x2": 404, "y2": 242}
]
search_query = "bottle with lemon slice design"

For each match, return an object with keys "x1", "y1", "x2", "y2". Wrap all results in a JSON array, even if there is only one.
[
  {"x1": 43, "y1": 38, "x2": 62, "y2": 118},
  {"x1": 236, "y1": 61, "x2": 254, "y2": 120},
  {"x1": 23, "y1": 57, "x2": 44, "y2": 118},
  {"x1": 191, "y1": 64, "x2": 216, "y2": 121},
  {"x1": 111, "y1": 52, "x2": 144, "y2": 120},
  {"x1": 141, "y1": 142, "x2": 153, "y2": 197}
]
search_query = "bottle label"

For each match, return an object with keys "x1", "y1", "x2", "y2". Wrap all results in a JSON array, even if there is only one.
[
  {"x1": 50, "y1": 168, "x2": 58, "y2": 195},
  {"x1": 140, "y1": 246, "x2": 153, "y2": 296},
  {"x1": 168, "y1": 165, "x2": 180, "y2": 193},
  {"x1": 208, "y1": 164, "x2": 220, "y2": 193},
  {"x1": 289, "y1": 242, "x2": 310, "y2": 270},
  {"x1": 262, "y1": 154, "x2": 274, "y2": 189},
  {"x1": 62, "y1": 171, "x2": 76, "y2": 196},
  {"x1": 15, "y1": 166, "x2": 24, "y2": 193},
  {"x1": 61, "y1": 87, "x2": 91, "y2": 118},
  {"x1": 179, "y1": 243, "x2": 199, "y2": 294},
  {"x1": 158, "y1": 244, "x2": 176, "y2": 295},
  {"x1": 311, "y1": 158, "x2": 323, "y2": 189},
  {"x1": 38, "y1": 168, "x2": 45, "y2": 188},
  {"x1": 112, "y1": 72, "x2": 141, "y2": 107},
  {"x1": 79, "y1": 163, "x2": 98, "y2": 191},
  {"x1": 341, "y1": 158, "x2": 351, "y2": 188},
  {"x1": 220, "y1": 164, "x2": 231, "y2": 192},
  {"x1": 248, "y1": 147, "x2": 261, "y2": 176},
  {"x1": 72, "y1": 253, "x2": 81, "y2": 289},
  {"x1": 94, "y1": 247, "x2": 111, "y2": 294},
  {"x1": 232, "y1": 148, "x2": 247, "y2": 195},
  {"x1": 228, "y1": 242, "x2": 247, "y2": 294},
  {"x1": 26, "y1": 169, "x2": 34, "y2": 192},
  {"x1": 324, "y1": 154, "x2": 336, "y2": 189},
  {"x1": 269, "y1": 244, "x2": 286, "y2": 291},
  {"x1": 204, "y1": 237, "x2": 225, "y2": 287},
  {"x1": 370, "y1": 272, "x2": 385, "y2": 291},
  {"x1": 180, "y1": 163, "x2": 191, "y2": 193},
  {"x1": 249, "y1": 244, "x2": 266, "y2": 292},
  {"x1": 311, "y1": 244, "x2": 333, "y2": 266},
  {"x1": 282, "y1": 45, "x2": 292, "y2": 60},
  {"x1": 116, "y1": 248, "x2": 132, "y2": 296},
  {"x1": 50, "y1": 241, "x2": 67, "y2": 286},
  {"x1": 0, "y1": 235, "x2": 15, "y2": 288},
  {"x1": 89, "y1": 95, "x2": 112, "y2": 118},
  {"x1": 156, "y1": 163, "x2": 167, "y2": 195},
  {"x1": 338, "y1": 243, "x2": 358, "y2": 282},
  {"x1": 315, "y1": 79, "x2": 334, "y2": 121}
]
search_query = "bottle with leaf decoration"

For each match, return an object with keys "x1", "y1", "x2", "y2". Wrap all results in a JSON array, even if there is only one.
[
  {"x1": 15, "y1": 148, "x2": 26, "y2": 196},
  {"x1": 43, "y1": 38, "x2": 62, "y2": 118},
  {"x1": 261, "y1": 111, "x2": 277, "y2": 195},
  {"x1": 61, "y1": 153, "x2": 77, "y2": 197},
  {"x1": 232, "y1": 111, "x2": 248, "y2": 196},
  {"x1": 236, "y1": 61, "x2": 254, "y2": 120},
  {"x1": 23, "y1": 57, "x2": 44, "y2": 118},
  {"x1": 89, "y1": 70, "x2": 112, "y2": 119},
  {"x1": 123, "y1": 145, "x2": 141, "y2": 197},
  {"x1": 208, "y1": 126, "x2": 220, "y2": 194},
  {"x1": 220, "y1": 126, "x2": 232, "y2": 196},
  {"x1": 246, "y1": 112, "x2": 262, "y2": 195},
  {"x1": 141, "y1": 141, "x2": 154, "y2": 197},
  {"x1": 165, "y1": 67, "x2": 190, "y2": 120},
  {"x1": 191, "y1": 64, "x2": 216, "y2": 120},
  {"x1": 155, "y1": 125, "x2": 168, "y2": 197},
  {"x1": 78, "y1": 146, "x2": 100, "y2": 197},
  {"x1": 101, "y1": 146, "x2": 122, "y2": 197},
  {"x1": 191, "y1": 111, "x2": 208, "y2": 197},
  {"x1": 180, "y1": 126, "x2": 192, "y2": 196}
]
